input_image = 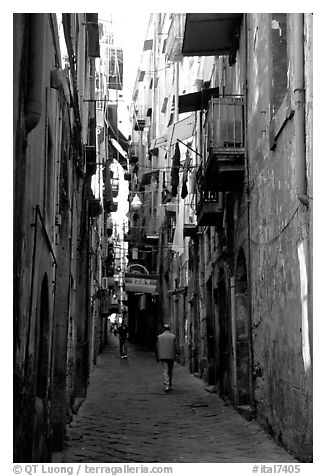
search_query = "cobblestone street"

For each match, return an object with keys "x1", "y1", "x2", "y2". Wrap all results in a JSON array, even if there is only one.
[{"x1": 60, "y1": 335, "x2": 297, "y2": 464}]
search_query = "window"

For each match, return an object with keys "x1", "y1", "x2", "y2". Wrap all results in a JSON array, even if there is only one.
[
  {"x1": 167, "y1": 212, "x2": 176, "y2": 243},
  {"x1": 271, "y1": 14, "x2": 288, "y2": 115},
  {"x1": 269, "y1": 13, "x2": 293, "y2": 150}
]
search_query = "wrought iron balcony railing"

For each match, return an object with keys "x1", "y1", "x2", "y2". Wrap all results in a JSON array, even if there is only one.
[{"x1": 202, "y1": 95, "x2": 245, "y2": 192}]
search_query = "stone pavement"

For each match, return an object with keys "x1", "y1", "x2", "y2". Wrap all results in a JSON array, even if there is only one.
[{"x1": 60, "y1": 334, "x2": 297, "y2": 463}]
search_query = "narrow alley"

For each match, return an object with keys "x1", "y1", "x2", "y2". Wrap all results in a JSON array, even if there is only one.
[
  {"x1": 60, "y1": 335, "x2": 296, "y2": 464},
  {"x1": 14, "y1": 13, "x2": 313, "y2": 464}
]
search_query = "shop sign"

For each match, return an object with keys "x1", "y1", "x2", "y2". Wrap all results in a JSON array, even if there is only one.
[{"x1": 124, "y1": 276, "x2": 157, "y2": 294}]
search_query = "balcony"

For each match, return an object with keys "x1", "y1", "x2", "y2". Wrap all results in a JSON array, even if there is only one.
[
  {"x1": 144, "y1": 232, "x2": 159, "y2": 244},
  {"x1": 183, "y1": 224, "x2": 197, "y2": 239},
  {"x1": 143, "y1": 219, "x2": 159, "y2": 244},
  {"x1": 166, "y1": 14, "x2": 186, "y2": 61},
  {"x1": 134, "y1": 119, "x2": 145, "y2": 131},
  {"x1": 133, "y1": 104, "x2": 146, "y2": 131},
  {"x1": 89, "y1": 198, "x2": 102, "y2": 218},
  {"x1": 196, "y1": 168, "x2": 224, "y2": 227},
  {"x1": 85, "y1": 145, "x2": 96, "y2": 175},
  {"x1": 124, "y1": 226, "x2": 142, "y2": 244},
  {"x1": 183, "y1": 211, "x2": 197, "y2": 238},
  {"x1": 106, "y1": 217, "x2": 113, "y2": 237},
  {"x1": 129, "y1": 140, "x2": 139, "y2": 164},
  {"x1": 86, "y1": 103, "x2": 97, "y2": 175},
  {"x1": 204, "y1": 96, "x2": 245, "y2": 191},
  {"x1": 196, "y1": 191, "x2": 224, "y2": 227},
  {"x1": 111, "y1": 177, "x2": 119, "y2": 198}
]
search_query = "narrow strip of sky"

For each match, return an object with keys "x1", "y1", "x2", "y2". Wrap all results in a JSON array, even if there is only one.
[{"x1": 101, "y1": 11, "x2": 151, "y2": 106}]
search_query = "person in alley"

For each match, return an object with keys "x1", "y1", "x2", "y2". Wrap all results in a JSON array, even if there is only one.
[
  {"x1": 156, "y1": 324, "x2": 178, "y2": 392},
  {"x1": 118, "y1": 323, "x2": 129, "y2": 358}
]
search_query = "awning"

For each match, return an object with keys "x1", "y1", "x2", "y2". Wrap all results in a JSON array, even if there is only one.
[
  {"x1": 108, "y1": 141, "x2": 127, "y2": 170},
  {"x1": 150, "y1": 136, "x2": 167, "y2": 151},
  {"x1": 182, "y1": 13, "x2": 243, "y2": 56},
  {"x1": 167, "y1": 113, "x2": 195, "y2": 146},
  {"x1": 110, "y1": 138, "x2": 127, "y2": 159},
  {"x1": 179, "y1": 87, "x2": 219, "y2": 113},
  {"x1": 106, "y1": 105, "x2": 129, "y2": 153},
  {"x1": 109, "y1": 127, "x2": 128, "y2": 154},
  {"x1": 155, "y1": 136, "x2": 167, "y2": 147},
  {"x1": 148, "y1": 147, "x2": 159, "y2": 157},
  {"x1": 125, "y1": 275, "x2": 157, "y2": 294},
  {"x1": 105, "y1": 105, "x2": 128, "y2": 169}
]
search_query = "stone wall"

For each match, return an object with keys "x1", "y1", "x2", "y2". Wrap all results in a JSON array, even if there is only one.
[{"x1": 244, "y1": 13, "x2": 312, "y2": 461}]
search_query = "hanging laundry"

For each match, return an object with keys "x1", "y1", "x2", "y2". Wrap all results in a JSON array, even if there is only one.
[
  {"x1": 181, "y1": 181, "x2": 187, "y2": 199},
  {"x1": 181, "y1": 151, "x2": 191, "y2": 199},
  {"x1": 104, "y1": 160, "x2": 113, "y2": 212},
  {"x1": 170, "y1": 142, "x2": 180, "y2": 197}
]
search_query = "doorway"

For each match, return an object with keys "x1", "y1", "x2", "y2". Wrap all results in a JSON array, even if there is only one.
[
  {"x1": 235, "y1": 249, "x2": 251, "y2": 405},
  {"x1": 206, "y1": 277, "x2": 216, "y2": 385},
  {"x1": 33, "y1": 273, "x2": 51, "y2": 461},
  {"x1": 217, "y1": 268, "x2": 231, "y2": 398}
]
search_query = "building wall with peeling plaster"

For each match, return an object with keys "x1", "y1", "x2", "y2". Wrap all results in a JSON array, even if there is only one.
[{"x1": 243, "y1": 13, "x2": 312, "y2": 461}]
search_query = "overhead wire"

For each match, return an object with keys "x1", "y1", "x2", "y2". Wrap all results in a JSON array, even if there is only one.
[
  {"x1": 138, "y1": 64, "x2": 172, "y2": 74},
  {"x1": 249, "y1": 205, "x2": 300, "y2": 247}
]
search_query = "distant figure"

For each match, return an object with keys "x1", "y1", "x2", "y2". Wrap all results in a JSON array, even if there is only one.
[
  {"x1": 156, "y1": 324, "x2": 178, "y2": 392},
  {"x1": 113, "y1": 322, "x2": 118, "y2": 337},
  {"x1": 118, "y1": 323, "x2": 129, "y2": 358}
]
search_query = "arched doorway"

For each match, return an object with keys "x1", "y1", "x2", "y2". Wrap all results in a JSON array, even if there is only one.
[{"x1": 235, "y1": 249, "x2": 251, "y2": 405}]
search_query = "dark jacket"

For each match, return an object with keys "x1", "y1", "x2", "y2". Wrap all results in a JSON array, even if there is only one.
[
  {"x1": 157, "y1": 330, "x2": 177, "y2": 360},
  {"x1": 118, "y1": 325, "x2": 128, "y2": 341}
]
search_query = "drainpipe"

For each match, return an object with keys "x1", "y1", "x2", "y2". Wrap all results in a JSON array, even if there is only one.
[
  {"x1": 24, "y1": 207, "x2": 39, "y2": 382},
  {"x1": 294, "y1": 13, "x2": 309, "y2": 207},
  {"x1": 244, "y1": 13, "x2": 254, "y2": 407},
  {"x1": 25, "y1": 14, "x2": 46, "y2": 133},
  {"x1": 230, "y1": 276, "x2": 238, "y2": 406}
]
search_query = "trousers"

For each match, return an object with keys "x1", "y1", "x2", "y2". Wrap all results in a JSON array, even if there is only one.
[
  {"x1": 119, "y1": 339, "x2": 127, "y2": 356},
  {"x1": 161, "y1": 359, "x2": 174, "y2": 387}
]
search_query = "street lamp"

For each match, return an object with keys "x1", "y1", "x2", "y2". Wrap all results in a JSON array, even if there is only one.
[{"x1": 130, "y1": 193, "x2": 142, "y2": 210}]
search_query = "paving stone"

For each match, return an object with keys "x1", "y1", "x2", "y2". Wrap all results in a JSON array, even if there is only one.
[{"x1": 61, "y1": 335, "x2": 298, "y2": 463}]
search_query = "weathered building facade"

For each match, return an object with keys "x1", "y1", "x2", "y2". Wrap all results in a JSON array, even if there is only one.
[
  {"x1": 128, "y1": 13, "x2": 312, "y2": 461},
  {"x1": 13, "y1": 13, "x2": 108, "y2": 461}
]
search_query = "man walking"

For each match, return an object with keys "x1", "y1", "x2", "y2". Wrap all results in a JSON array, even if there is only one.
[
  {"x1": 118, "y1": 323, "x2": 129, "y2": 358},
  {"x1": 156, "y1": 324, "x2": 178, "y2": 392}
]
